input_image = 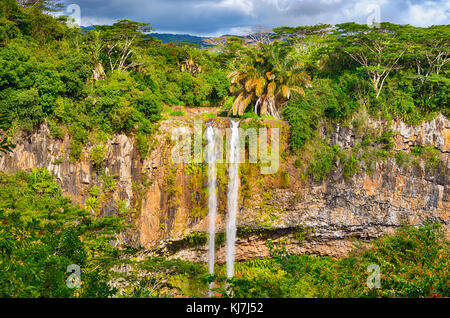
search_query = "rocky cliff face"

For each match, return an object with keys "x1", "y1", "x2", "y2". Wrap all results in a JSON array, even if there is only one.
[{"x1": 0, "y1": 112, "x2": 448, "y2": 261}]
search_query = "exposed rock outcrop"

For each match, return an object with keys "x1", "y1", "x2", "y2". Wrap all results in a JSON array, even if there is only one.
[{"x1": 0, "y1": 113, "x2": 448, "y2": 261}]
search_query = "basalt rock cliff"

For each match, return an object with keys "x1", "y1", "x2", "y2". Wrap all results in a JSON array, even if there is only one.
[{"x1": 1, "y1": 111, "x2": 448, "y2": 261}]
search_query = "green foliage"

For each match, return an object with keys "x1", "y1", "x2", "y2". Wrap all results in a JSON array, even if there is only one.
[
  {"x1": 279, "y1": 170, "x2": 290, "y2": 189},
  {"x1": 0, "y1": 4, "x2": 447, "y2": 167},
  {"x1": 90, "y1": 144, "x2": 108, "y2": 168},
  {"x1": 0, "y1": 169, "x2": 126, "y2": 297},
  {"x1": 342, "y1": 155, "x2": 360, "y2": 180},
  {"x1": 183, "y1": 231, "x2": 208, "y2": 246},
  {"x1": 164, "y1": 165, "x2": 182, "y2": 208},
  {"x1": 0, "y1": 113, "x2": 15, "y2": 155},
  {"x1": 282, "y1": 23, "x2": 448, "y2": 152},
  {"x1": 100, "y1": 172, "x2": 117, "y2": 193},
  {"x1": 85, "y1": 196, "x2": 100, "y2": 215},
  {"x1": 421, "y1": 146, "x2": 442, "y2": 172},
  {"x1": 169, "y1": 110, "x2": 185, "y2": 117},
  {"x1": 136, "y1": 132, "x2": 150, "y2": 159},
  {"x1": 282, "y1": 76, "x2": 358, "y2": 152},
  {"x1": 221, "y1": 222, "x2": 449, "y2": 298},
  {"x1": 282, "y1": 96, "x2": 321, "y2": 152},
  {"x1": 88, "y1": 185, "x2": 100, "y2": 198},
  {"x1": 410, "y1": 145, "x2": 443, "y2": 172},
  {"x1": 116, "y1": 199, "x2": 131, "y2": 216},
  {"x1": 0, "y1": 5, "x2": 230, "y2": 157},
  {"x1": 185, "y1": 163, "x2": 207, "y2": 218},
  {"x1": 376, "y1": 128, "x2": 395, "y2": 150},
  {"x1": 306, "y1": 142, "x2": 341, "y2": 182},
  {"x1": 48, "y1": 119, "x2": 65, "y2": 139},
  {"x1": 229, "y1": 41, "x2": 311, "y2": 117},
  {"x1": 326, "y1": 222, "x2": 449, "y2": 298},
  {"x1": 395, "y1": 151, "x2": 412, "y2": 168},
  {"x1": 27, "y1": 168, "x2": 61, "y2": 195}
]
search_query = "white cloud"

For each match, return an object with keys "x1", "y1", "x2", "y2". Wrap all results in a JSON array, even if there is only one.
[
  {"x1": 406, "y1": 1, "x2": 450, "y2": 26},
  {"x1": 62, "y1": 0, "x2": 450, "y2": 35},
  {"x1": 195, "y1": 0, "x2": 255, "y2": 16}
]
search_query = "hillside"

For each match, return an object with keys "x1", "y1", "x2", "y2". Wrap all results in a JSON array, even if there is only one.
[{"x1": 147, "y1": 33, "x2": 213, "y2": 47}]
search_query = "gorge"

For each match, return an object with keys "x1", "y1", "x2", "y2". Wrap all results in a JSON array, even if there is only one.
[{"x1": 0, "y1": 110, "x2": 448, "y2": 264}]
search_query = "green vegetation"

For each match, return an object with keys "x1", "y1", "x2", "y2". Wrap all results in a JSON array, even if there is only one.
[
  {"x1": 218, "y1": 222, "x2": 449, "y2": 298},
  {"x1": 1, "y1": 2, "x2": 447, "y2": 158},
  {"x1": 411, "y1": 145, "x2": 443, "y2": 172},
  {"x1": 0, "y1": 169, "x2": 126, "y2": 297},
  {"x1": 90, "y1": 144, "x2": 108, "y2": 168},
  {"x1": 0, "y1": 113, "x2": 15, "y2": 154},
  {"x1": 119, "y1": 222, "x2": 449, "y2": 298},
  {"x1": 0, "y1": 0, "x2": 228, "y2": 160},
  {"x1": 0, "y1": 169, "x2": 448, "y2": 298},
  {"x1": 0, "y1": 1, "x2": 448, "y2": 299},
  {"x1": 185, "y1": 163, "x2": 207, "y2": 218},
  {"x1": 163, "y1": 165, "x2": 182, "y2": 209},
  {"x1": 306, "y1": 142, "x2": 341, "y2": 182},
  {"x1": 229, "y1": 41, "x2": 311, "y2": 117},
  {"x1": 169, "y1": 110, "x2": 185, "y2": 117},
  {"x1": 280, "y1": 23, "x2": 448, "y2": 153}
]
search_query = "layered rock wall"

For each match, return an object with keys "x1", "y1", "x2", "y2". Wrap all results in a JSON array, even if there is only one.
[{"x1": 0, "y1": 114, "x2": 448, "y2": 260}]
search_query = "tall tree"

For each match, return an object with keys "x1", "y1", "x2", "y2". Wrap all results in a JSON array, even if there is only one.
[
  {"x1": 94, "y1": 20, "x2": 153, "y2": 73},
  {"x1": 0, "y1": 113, "x2": 15, "y2": 155},
  {"x1": 405, "y1": 25, "x2": 450, "y2": 84},
  {"x1": 228, "y1": 42, "x2": 311, "y2": 118},
  {"x1": 336, "y1": 22, "x2": 409, "y2": 99},
  {"x1": 16, "y1": 0, "x2": 63, "y2": 12},
  {"x1": 247, "y1": 25, "x2": 272, "y2": 45}
]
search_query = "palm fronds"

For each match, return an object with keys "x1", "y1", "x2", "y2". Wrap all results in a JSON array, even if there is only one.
[{"x1": 228, "y1": 42, "x2": 312, "y2": 118}]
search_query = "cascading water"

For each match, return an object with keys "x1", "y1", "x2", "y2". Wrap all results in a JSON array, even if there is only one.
[
  {"x1": 205, "y1": 124, "x2": 217, "y2": 297},
  {"x1": 226, "y1": 119, "x2": 240, "y2": 279}
]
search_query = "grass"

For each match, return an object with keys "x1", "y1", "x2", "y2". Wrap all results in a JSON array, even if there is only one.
[{"x1": 169, "y1": 110, "x2": 186, "y2": 117}]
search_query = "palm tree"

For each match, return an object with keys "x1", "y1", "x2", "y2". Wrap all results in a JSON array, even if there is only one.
[
  {"x1": 228, "y1": 42, "x2": 312, "y2": 118},
  {"x1": 0, "y1": 113, "x2": 15, "y2": 156}
]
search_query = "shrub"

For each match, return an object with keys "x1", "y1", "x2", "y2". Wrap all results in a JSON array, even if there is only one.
[
  {"x1": 395, "y1": 151, "x2": 411, "y2": 168},
  {"x1": 377, "y1": 128, "x2": 395, "y2": 150},
  {"x1": 90, "y1": 144, "x2": 108, "y2": 168},
  {"x1": 85, "y1": 196, "x2": 100, "y2": 215},
  {"x1": 222, "y1": 222, "x2": 449, "y2": 298},
  {"x1": 280, "y1": 170, "x2": 290, "y2": 189},
  {"x1": 307, "y1": 142, "x2": 341, "y2": 182},
  {"x1": 89, "y1": 185, "x2": 100, "y2": 197},
  {"x1": 0, "y1": 170, "x2": 124, "y2": 298},
  {"x1": 422, "y1": 146, "x2": 443, "y2": 172},
  {"x1": 282, "y1": 96, "x2": 322, "y2": 152},
  {"x1": 343, "y1": 155, "x2": 360, "y2": 180}
]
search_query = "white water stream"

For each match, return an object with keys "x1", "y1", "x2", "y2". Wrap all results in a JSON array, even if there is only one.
[
  {"x1": 226, "y1": 120, "x2": 240, "y2": 279},
  {"x1": 206, "y1": 125, "x2": 217, "y2": 297}
]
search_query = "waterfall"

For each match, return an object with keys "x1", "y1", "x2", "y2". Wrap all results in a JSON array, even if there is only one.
[
  {"x1": 226, "y1": 119, "x2": 240, "y2": 279},
  {"x1": 205, "y1": 124, "x2": 217, "y2": 297}
]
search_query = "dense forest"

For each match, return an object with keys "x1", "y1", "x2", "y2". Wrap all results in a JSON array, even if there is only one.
[{"x1": 0, "y1": 0, "x2": 448, "y2": 298}]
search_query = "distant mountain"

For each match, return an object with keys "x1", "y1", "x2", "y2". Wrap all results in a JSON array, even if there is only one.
[
  {"x1": 81, "y1": 27, "x2": 213, "y2": 48},
  {"x1": 147, "y1": 33, "x2": 212, "y2": 47},
  {"x1": 81, "y1": 26, "x2": 250, "y2": 48},
  {"x1": 81, "y1": 26, "x2": 95, "y2": 32}
]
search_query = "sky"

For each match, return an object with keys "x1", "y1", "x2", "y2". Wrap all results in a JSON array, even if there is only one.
[{"x1": 60, "y1": 0, "x2": 450, "y2": 36}]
